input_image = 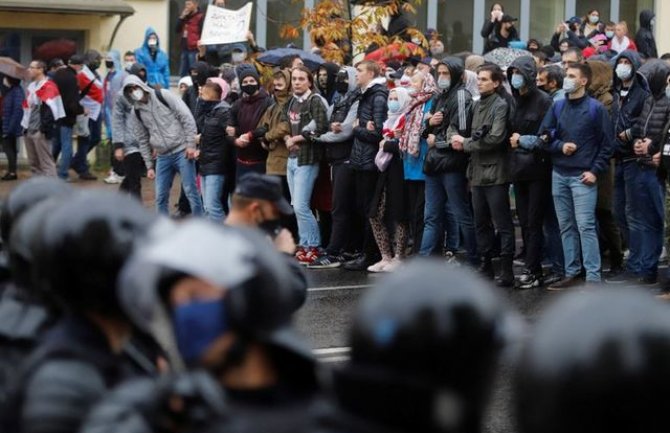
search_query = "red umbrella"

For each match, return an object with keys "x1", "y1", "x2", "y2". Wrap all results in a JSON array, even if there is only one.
[
  {"x1": 33, "y1": 39, "x2": 77, "y2": 63},
  {"x1": 0, "y1": 56, "x2": 28, "y2": 81},
  {"x1": 364, "y1": 42, "x2": 423, "y2": 64}
]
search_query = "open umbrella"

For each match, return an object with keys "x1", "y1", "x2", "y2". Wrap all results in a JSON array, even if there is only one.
[
  {"x1": 257, "y1": 47, "x2": 325, "y2": 71},
  {"x1": 364, "y1": 42, "x2": 422, "y2": 64},
  {"x1": 484, "y1": 47, "x2": 533, "y2": 70},
  {"x1": 0, "y1": 56, "x2": 28, "y2": 81}
]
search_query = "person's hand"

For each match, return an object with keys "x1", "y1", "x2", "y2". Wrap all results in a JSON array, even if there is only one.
[
  {"x1": 235, "y1": 136, "x2": 249, "y2": 148},
  {"x1": 652, "y1": 151, "x2": 661, "y2": 167},
  {"x1": 510, "y1": 133, "x2": 520, "y2": 149},
  {"x1": 366, "y1": 121, "x2": 375, "y2": 131},
  {"x1": 379, "y1": 139, "x2": 386, "y2": 149},
  {"x1": 451, "y1": 134, "x2": 464, "y2": 151},
  {"x1": 273, "y1": 228, "x2": 296, "y2": 254},
  {"x1": 353, "y1": 119, "x2": 359, "y2": 128},
  {"x1": 114, "y1": 148, "x2": 124, "y2": 161},
  {"x1": 226, "y1": 126, "x2": 236, "y2": 137},
  {"x1": 427, "y1": 134, "x2": 436, "y2": 147},
  {"x1": 618, "y1": 131, "x2": 627, "y2": 141},
  {"x1": 563, "y1": 142, "x2": 577, "y2": 155},
  {"x1": 197, "y1": 40, "x2": 206, "y2": 55},
  {"x1": 393, "y1": 128, "x2": 403, "y2": 139},
  {"x1": 247, "y1": 31, "x2": 256, "y2": 44},
  {"x1": 429, "y1": 111, "x2": 444, "y2": 126},
  {"x1": 195, "y1": 134, "x2": 201, "y2": 145},
  {"x1": 581, "y1": 171, "x2": 597, "y2": 185},
  {"x1": 83, "y1": 107, "x2": 90, "y2": 116},
  {"x1": 634, "y1": 138, "x2": 651, "y2": 155},
  {"x1": 331, "y1": 122, "x2": 342, "y2": 133},
  {"x1": 147, "y1": 168, "x2": 156, "y2": 180},
  {"x1": 556, "y1": 24, "x2": 564, "y2": 34},
  {"x1": 185, "y1": 147, "x2": 198, "y2": 159},
  {"x1": 193, "y1": 149, "x2": 200, "y2": 159}
]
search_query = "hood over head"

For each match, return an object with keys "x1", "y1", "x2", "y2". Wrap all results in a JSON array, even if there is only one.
[
  {"x1": 106, "y1": 50, "x2": 122, "y2": 71},
  {"x1": 640, "y1": 9, "x2": 655, "y2": 29},
  {"x1": 437, "y1": 56, "x2": 465, "y2": 87},
  {"x1": 612, "y1": 50, "x2": 647, "y2": 90},
  {"x1": 318, "y1": 62, "x2": 340, "y2": 94},
  {"x1": 190, "y1": 61, "x2": 212, "y2": 87},
  {"x1": 586, "y1": 60, "x2": 613, "y2": 98},
  {"x1": 639, "y1": 59, "x2": 670, "y2": 98},
  {"x1": 206, "y1": 77, "x2": 231, "y2": 101},
  {"x1": 122, "y1": 74, "x2": 153, "y2": 102},
  {"x1": 143, "y1": 27, "x2": 161, "y2": 50},
  {"x1": 339, "y1": 66, "x2": 357, "y2": 93},
  {"x1": 128, "y1": 63, "x2": 148, "y2": 82},
  {"x1": 507, "y1": 56, "x2": 538, "y2": 92}
]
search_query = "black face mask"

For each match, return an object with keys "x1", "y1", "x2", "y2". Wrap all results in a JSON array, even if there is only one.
[
  {"x1": 105, "y1": 60, "x2": 114, "y2": 69},
  {"x1": 258, "y1": 219, "x2": 283, "y2": 239},
  {"x1": 335, "y1": 81, "x2": 348, "y2": 94},
  {"x1": 90, "y1": 61, "x2": 101, "y2": 70},
  {"x1": 241, "y1": 84, "x2": 259, "y2": 96}
]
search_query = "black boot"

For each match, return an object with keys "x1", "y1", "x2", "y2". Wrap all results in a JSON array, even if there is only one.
[
  {"x1": 477, "y1": 257, "x2": 494, "y2": 280},
  {"x1": 497, "y1": 256, "x2": 514, "y2": 287}
]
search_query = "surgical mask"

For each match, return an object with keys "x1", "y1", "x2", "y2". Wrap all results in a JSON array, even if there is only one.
[
  {"x1": 105, "y1": 60, "x2": 114, "y2": 69},
  {"x1": 258, "y1": 219, "x2": 283, "y2": 239},
  {"x1": 666, "y1": 85, "x2": 670, "y2": 100},
  {"x1": 430, "y1": 46, "x2": 445, "y2": 56},
  {"x1": 148, "y1": 38, "x2": 158, "y2": 47},
  {"x1": 605, "y1": 30, "x2": 615, "y2": 39},
  {"x1": 589, "y1": 15, "x2": 599, "y2": 24},
  {"x1": 241, "y1": 84, "x2": 259, "y2": 96},
  {"x1": 173, "y1": 299, "x2": 228, "y2": 365},
  {"x1": 131, "y1": 88, "x2": 145, "y2": 101},
  {"x1": 335, "y1": 81, "x2": 348, "y2": 94},
  {"x1": 615, "y1": 64, "x2": 633, "y2": 81},
  {"x1": 511, "y1": 73, "x2": 525, "y2": 90},
  {"x1": 388, "y1": 100, "x2": 401, "y2": 112},
  {"x1": 437, "y1": 78, "x2": 451, "y2": 90},
  {"x1": 124, "y1": 62, "x2": 134, "y2": 71},
  {"x1": 232, "y1": 52, "x2": 246, "y2": 63},
  {"x1": 563, "y1": 77, "x2": 579, "y2": 94}
]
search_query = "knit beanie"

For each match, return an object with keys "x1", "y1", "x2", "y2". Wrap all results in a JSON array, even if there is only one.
[{"x1": 236, "y1": 64, "x2": 260, "y2": 83}]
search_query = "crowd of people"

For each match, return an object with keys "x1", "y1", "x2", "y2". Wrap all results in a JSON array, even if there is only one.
[{"x1": 1, "y1": 2, "x2": 670, "y2": 293}]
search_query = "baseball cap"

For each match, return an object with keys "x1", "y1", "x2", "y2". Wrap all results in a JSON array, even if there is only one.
[
  {"x1": 68, "y1": 54, "x2": 85, "y2": 65},
  {"x1": 234, "y1": 173, "x2": 293, "y2": 215},
  {"x1": 566, "y1": 16, "x2": 582, "y2": 25},
  {"x1": 500, "y1": 14, "x2": 518, "y2": 23}
]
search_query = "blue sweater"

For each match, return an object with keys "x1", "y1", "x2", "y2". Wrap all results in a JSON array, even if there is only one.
[
  {"x1": 403, "y1": 100, "x2": 432, "y2": 181},
  {"x1": 540, "y1": 94, "x2": 614, "y2": 176},
  {"x1": 2, "y1": 85, "x2": 24, "y2": 137}
]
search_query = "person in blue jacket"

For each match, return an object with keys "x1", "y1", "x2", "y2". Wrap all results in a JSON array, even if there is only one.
[
  {"x1": 1, "y1": 75, "x2": 24, "y2": 180},
  {"x1": 134, "y1": 27, "x2": 170, "y2": 89}
]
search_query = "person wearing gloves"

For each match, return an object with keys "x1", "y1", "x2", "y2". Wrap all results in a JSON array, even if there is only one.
[
  {"x1": 122, "y1": 74, "x2": 203, "y2": 216},
  {"x1": 134, "y1": 27, "x2": 170, "y2": 89}
]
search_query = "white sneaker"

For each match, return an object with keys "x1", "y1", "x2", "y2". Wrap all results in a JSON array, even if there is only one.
[
  {"x1": 623, "y1": 249, "x2": 630, "y2": 260},
  {"x1": 367, "y1": 258, "x2": 392, "y2": 273},
  {"x1": 383, "y1": 257, "x2": 402, "y2": 272},
  {"x1": 661, "y1": 246, "x2": 668, "y2": 262},
  {"x1": 104, "y1": 172, "x2": 125, "y2": 184}
]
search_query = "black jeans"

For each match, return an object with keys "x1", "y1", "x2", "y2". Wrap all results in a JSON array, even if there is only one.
[
  {"x1": 3, "y1": 135, "x2": 17, "y2": 174},
  {"x1": 472, "y1": 184, "x2": 515, "y2": 259},
  {"x1": 327, "y1": 163, "x2": 361, "y2": 255},
  {"x1": 354, "y1": 168, "x2": 380, "y2": 260},
  {"x1": 119, "y1": 153, "x2": 143, "y2": 200},
  {"x1": 515, "y1": 178, "x2": 550, "y2": 274},
  {"x1": 405, "y1": 180, "x2": 425, "y2": 255}
]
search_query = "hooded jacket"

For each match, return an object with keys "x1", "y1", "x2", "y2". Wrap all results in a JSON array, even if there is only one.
[
  {"x1": 182, "y1": 61, "x2": 212, "y2": 115},
  {"x1": 507, "y1": 56, "x2": 553, "y2": 181},
  {"x1": 2, "y1": 84, "x2": 24, "y2": 137},
  {"x1": 587, "y1": 60, "x2": 614, "y2": 112},
  {"x1": 631, "y1": 60, "x2": 670, "y2": 156},
  {"x1": 51, "y1": 66, "x2": 83, "y2": 127},
  {"x1": 196, "y1": 100, "x2": 233, "y2": 176},
  {"x1": 611, "y1": 50, "x2": 650, "y2": 158},
  {"x1": 111, "y1": 90, "x2": 143, "y2": 160},
  {"x1": 635, "y1": 10, "x2": 657, "y2": 59},
  {"x1": 257, "y1": 69, "x2": 292, "y2": 175},
  {"x1": 123, "y1": 75, "x2": 197, "y2": 168},
  {"x1": 104, "y1": 51, "x2": 125, "y2": 113},
  {"x1": 317, "y1": 63, "x2": 340, "y2": 106},
  {"x1": 134, "y1": 27, "x2": 170, "y2": 89},
  {"x1": 481, "y1": 21, "x2": 520, "y2": 54},
  {"x1": 423, "y1": 57, "x2": 472, "y2": 173},
  {"x1": 350, "y1": 77, "x2": 389, "y2": 171}
]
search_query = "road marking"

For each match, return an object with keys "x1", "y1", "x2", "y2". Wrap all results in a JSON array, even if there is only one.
[
  {"x1": 308, "y1": 284, "x2": 372, "y2": 293},
  {"x1": 319, "y1": 356, "x2": 350, "y2": 363},
  {"x1": 313, "y1": 347, "x2": 351, "y2": 355}
]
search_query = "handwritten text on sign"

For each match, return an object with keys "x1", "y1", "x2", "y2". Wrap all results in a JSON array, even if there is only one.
[{"x1": 200, "y1": 3, "x2": 253, "y2": 45}]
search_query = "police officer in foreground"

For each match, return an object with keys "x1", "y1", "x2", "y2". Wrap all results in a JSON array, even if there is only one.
[
  {"x1": 317, "y1": 261, "x2": 520, "y2": 433},
  {"x1": 1, "y1": 191, "x2": 162, "y2": 433},
  {"x1": 515, "y1": 289, "x2": 670, "y2": 433},
  {"x1": 80, "y1": 220, "x2": 320, "y2": 433}
]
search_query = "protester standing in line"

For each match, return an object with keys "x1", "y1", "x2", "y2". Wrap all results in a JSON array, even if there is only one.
[{"x1": 1, "y1": 75, "x2": 23, "y2": 180}]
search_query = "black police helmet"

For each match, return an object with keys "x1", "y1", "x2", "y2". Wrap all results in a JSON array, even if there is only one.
[
  {"x1": 34, "y1": 190, "x2": 156, "y2": 318},
  {"x1": 337, "y1": 260, "x2": 519, "y2": 433},
  {"x1": 0, "y1": 177, "x2": 73, "y2": 245},
  {"x1": 515, "y1": 289, "x2": 670, "y2": 433}
]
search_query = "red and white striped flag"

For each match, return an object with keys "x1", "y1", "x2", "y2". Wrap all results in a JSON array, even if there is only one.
[
  {"x1": 21, "y1": 78, "x2": 66, "y2": 130},
  {"x1": 78, "y1": 65, "x2": 104, "y2": 121}
]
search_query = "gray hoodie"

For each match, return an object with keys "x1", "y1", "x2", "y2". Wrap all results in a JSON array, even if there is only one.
[
  {"x1": 122, "y1": 75, "x2": 197, "y2": 169},
  {"x1": 111, "y1": 91, "x2": 144, "y2": 160}
]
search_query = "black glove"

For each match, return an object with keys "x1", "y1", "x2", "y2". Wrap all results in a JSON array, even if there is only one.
[{"x1": 251, "y1": 127, "x2": 268, "y2": 140}]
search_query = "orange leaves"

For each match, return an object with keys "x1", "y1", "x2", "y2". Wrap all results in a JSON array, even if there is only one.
[{"x1": 280, "y1": 24, "x2": 301, "y2": 40}]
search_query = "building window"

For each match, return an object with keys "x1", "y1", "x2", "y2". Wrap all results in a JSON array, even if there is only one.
[
  {"x1": 437, "y1": 0, "x2": 474, "y2": 53},
  {"x1": 265, "y1": 0, "x2": 304, "y2": 49},
  {"x1": 576, "y1": 0, "x2": 610, "y2": 24},
  {"x1": 620, "y1": 0, "x2": 654, "y2": 36},
  {"x1": 0, "y1": 29, "x2": 83, "y2": 65},
  {"x1": 530, "y1": 1, "x2": 565, "y2": 46},
  {"x1": 485, "y1": 0, "x2": 520, "y2": 22}
]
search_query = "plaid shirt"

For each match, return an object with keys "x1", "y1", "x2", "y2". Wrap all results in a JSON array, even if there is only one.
[{"x1": 285, "y1": 93, "x2": 329, "y2": 166}]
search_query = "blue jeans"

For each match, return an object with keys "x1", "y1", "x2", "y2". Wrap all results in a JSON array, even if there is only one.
[
  {"x1": 286, "y1": 158, "x2": 320, "y2": 247},
  {"x1": 73, "y1": 117, "x2": 101, "y2": 174},
  {"x1": 613, "y1": 162, "x2": 628, "y2": 247},
  {"x1": 52, "y1": 125, "x2": 73, "y2": 180},
  {"x1": 624, "y1": 161, "x2": 664, "y2": 278},
  {"x1": 444, "y1": 202, "x2": 460, "y2": 252},
  {"x1": 201, "y1": 174, "x2": 225, "y2": 222},
  {"x1": 420, "y1": 171, "x2": 478, "y2": 264},
  {"x1": 155, "y1": 151, "x2": 203, "y2": 216},
  {"x1": 552, "y1": 171, "x2": 600, "y2": 282},
  {"x1": 179, "y1": 50, "x2": 198, "y2": 78}
]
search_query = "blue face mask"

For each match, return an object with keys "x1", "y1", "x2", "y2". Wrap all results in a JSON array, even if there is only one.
[
  {"x1": 388, "y1": 100, "x2": 401, "y2": 113},
  {"x1": 511, "y1": 73, "x2": 525, "y2": 90},
  {"x1": 605, "y1": 31, "x2": 615, "y2": 39},
  {"x1": 172, "y1": 299, "x2": 228, "y2": 365}
]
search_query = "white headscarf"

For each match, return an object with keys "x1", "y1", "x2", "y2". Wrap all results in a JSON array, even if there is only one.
[{"x1": 384, "y1": 87, "x2": 412, "y2": 130}]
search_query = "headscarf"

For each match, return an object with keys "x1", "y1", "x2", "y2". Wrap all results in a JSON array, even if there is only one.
[
  {"x1": 383, "y1": 87, "x2": 412, "y2": 134},
  {"x1": 400, "y1": 72, "x2": 438, "y2": 156}
]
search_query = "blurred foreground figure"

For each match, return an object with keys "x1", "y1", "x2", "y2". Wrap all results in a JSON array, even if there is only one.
[
  {"x1": 80, "y1": 221, "x2": 320, "y2": 433},
  {"x1": 318, "y1": 261, "x2": 520, "y2": 433},
  {"x1": 515, "y1": 289, "x2": 670, "y2": 433}
]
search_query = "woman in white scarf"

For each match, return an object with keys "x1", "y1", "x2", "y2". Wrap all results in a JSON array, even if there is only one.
[{"x1": 610, "y1": 21, "x2": 635, "y2": 54}]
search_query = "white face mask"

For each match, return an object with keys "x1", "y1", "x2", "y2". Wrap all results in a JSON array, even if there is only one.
[
  {"x1": 148, "y1": 38, "x2": 158, "y2": 47},
  {"x1": 615, "y1": 64, "x2": 633, "y2": 81},
  {"x1": 124, "y1": 62, "x2": 134, "y2": 70},
  {"x1": 131, "y1": 88, "x2": 145, "y2": 101},
  {"x1": 563, "y1": 77, "x2": 579, "y2": 94},
  {"x1": 232, "y1": 52, "x2": 246, "y2": 63}
]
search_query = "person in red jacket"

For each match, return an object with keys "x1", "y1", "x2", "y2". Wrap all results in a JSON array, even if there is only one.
[{"x1": 177, "y1": 0, "x2": 204, "y2": 77}]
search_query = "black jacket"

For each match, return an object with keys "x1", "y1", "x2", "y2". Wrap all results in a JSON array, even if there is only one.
[
  {"x1": 422, "y1": 57, "x2": 472, "y2": 173},
  {"x1": 507, "y1": 56, "x2": 553, "y2": 181},
  {"x1": 318, "y1": 63, "x2": 340, "y2": 106},
  {"x1": 481, "y1": 21, "x2": 519, "y2": 53},
  {"x1": 350, "y1": 79, "x2": 388, "y2": 171},
  {"x1": 612, "y1": 50, "x2": 650, "y2": 159},
  {"x1": 51, "y1": 67, "x2": 83, "y2": 127},
  {"x1": 196, "y1": 100, "x2": 234, "y2": 176},
  {"x1": 635, "y1": 10, "x2": 657, "y2": 59},
  {"x1": 632, "y1": 60, "x2": 670, "y2": 156}
]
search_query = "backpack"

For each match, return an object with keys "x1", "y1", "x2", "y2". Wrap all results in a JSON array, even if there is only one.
[
  {"x1": 133, "y1": 89, "x2": 170, "y2": 127},
  {"x1": 552, "y1": 97, "x2": 599, "y2": 136}
]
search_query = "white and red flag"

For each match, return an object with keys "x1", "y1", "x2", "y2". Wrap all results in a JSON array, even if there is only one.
[{"x1": 21, "y1": 78, "x2": 66, "y2": 130}]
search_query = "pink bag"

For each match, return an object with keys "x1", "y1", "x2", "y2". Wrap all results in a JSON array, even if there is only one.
[{"x1": 375, "y1": 147, "x2": 393, "y2": 172}]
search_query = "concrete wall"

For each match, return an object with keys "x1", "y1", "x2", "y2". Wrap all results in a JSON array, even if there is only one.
[{"x1": 656, "y1": 1, "x2": 670, "y2": 56}]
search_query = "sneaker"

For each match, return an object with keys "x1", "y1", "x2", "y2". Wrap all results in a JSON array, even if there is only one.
[
  {"x1": 517, "y1": 271, "x2": 542, "y2": 289},
  {"x1": 547, "y1": 275, "x2": 582, "y2": 291},
  {"x1": 367, "y1": 258, "x2": 392, "y2": 273},
  {"x1": 79, "y1": 172, "x2": 97, "y2": 181},
  {"x1": 383, "y1": 257, "x2": 402, "y2": 272},
  {"x1": 344, "y1": 255, "x2": 376, "y2": 271},
  {"x1": 636, "y1": 275, "x2": 658, "y2": 286},
  {"x1": 603, "y1": 266, "x2": 625, "y2": 280},
  {"x1": 605, "y1": 271, "x2": 636, "y2": 284},
  {"x1": 301, "y1": 248, "x2": 322, "y2": 265},
  {"x1": 661, "y1": 246, "x2": 668, "y2": 263},
  {"x1": 444, "y1": 251, "x2": 457, "y2": 264},
  {"x1": 295, "y1": 246, "x2": 307, "y2": 261},
  {"x1": 543, "y1": 272, "x2": 563, "y2": 286},
  {"x1": 623, "y1": 249, "x2": 630, "y2": 260},
  {"x1": 104, "y1": 171, "x2": 124, "y2": 184},
  {"x1": 307, "y1": 254, "x2": 343, "y2": 269},
  {"x1": 1, "y1": 173, "x2": 17, "y2": 181}
]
